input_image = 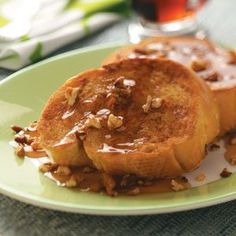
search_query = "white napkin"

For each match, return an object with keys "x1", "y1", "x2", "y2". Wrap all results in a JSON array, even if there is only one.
[{"x1": 0, "y1": 0, "x2": 127, "y2": 70}]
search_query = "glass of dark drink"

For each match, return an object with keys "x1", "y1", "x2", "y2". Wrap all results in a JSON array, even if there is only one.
[{"x1": 129, "y1": 0, "x2": 208, "y2": 42}]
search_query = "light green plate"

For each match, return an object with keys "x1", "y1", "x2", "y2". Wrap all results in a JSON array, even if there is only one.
[{"x1": 1, "y1": 44, "x2": 236, "y2": 215}]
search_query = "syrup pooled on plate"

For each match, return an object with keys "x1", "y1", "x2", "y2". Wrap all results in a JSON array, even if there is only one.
[
  {"x1": 10, "y1": 122, "x2": 191, "y2": 196},
  {"x1": 10, "y1": 122, "x2": 236, "y2": 196}
]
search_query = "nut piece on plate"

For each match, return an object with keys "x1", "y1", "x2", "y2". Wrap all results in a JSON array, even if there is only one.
[
  {"x1": 11, "y1": 125, "x2": 23, "y2": 133},
  {"x1": 195, "y1": 172, "x2": 206, "y2": 182},
  {"x1": 227, "y1": 50, "x2": 236, "y2": 64},
  {"x1": 191, "y1": 60, "x2": 208, "y2": 72},
  {"x1": 65, "y1": 176, "x2": 77, "y2": 187},
  {"x1": 171, "y1": 179, "x2": 185, "y2": 191},
  {"x1": 220, "y1": 168, "x2": 232, "y2": 178},
  {"x1": 39, "y1": 162, "x2": 58, "y2": 173},
  {"x1": 15, "y1": 145, "x2": 25, "y2": 158}
]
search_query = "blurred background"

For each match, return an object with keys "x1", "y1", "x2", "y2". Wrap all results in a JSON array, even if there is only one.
[{"x1": 0, "y1": 0, "x2": 235, "y2": 71}]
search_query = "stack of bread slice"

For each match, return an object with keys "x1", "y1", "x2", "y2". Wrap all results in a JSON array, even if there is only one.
[
  {"x1": 37, "y1": 37, "x2": 236, "y2": 183},
  {"x1": 103, "y1": 37, "x2": 236, "y2": 135}
]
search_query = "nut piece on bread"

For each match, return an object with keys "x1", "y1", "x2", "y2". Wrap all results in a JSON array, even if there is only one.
[
  {"x1": 103, "y1": 36, "x2": 236, "y2": 136},
  {"x1": 37, "y1": 58, "x2": 219, "y2": 177}
]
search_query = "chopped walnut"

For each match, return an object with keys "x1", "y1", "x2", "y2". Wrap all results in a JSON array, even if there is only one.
[
  {"x1": 15, "y1": 145, "x2": 25, "y2": 158},
  {"x1": 102, "y1": 173, "x2": 117, "y2": 196},
  {"x1": 84, "y1": 115, "x2": 101, "y2": 129},
  {"x1": 195, "y1": 173, "x2": 206, "y2": 182},
  {"x1": 191, "y1": 60, "x2": 207, "y2": 72},
  {"x1": 171, "y1": 179, "x2": 185, "y2": 191},
  {"x1": 56, "y1": 166, "x2": 71, "y2": 176},
  {"x1": 220, "y1": 168, "x2": 232, "y2": 178},
  {"x1": 107, "y1": 114, "x2": 123, "y2": 130},
  {"x1": 39, "y1": 162, "x2": 58, "y2": 173},
  {"x1": 65, "y1": 176, "x2": 77, "y2": 187},
  {"x1": 65, "y1": 87, "x2": 80, "y2": 106},
  {"x1": 11, "y1": 125, "x2": 23, "y2": 133}
]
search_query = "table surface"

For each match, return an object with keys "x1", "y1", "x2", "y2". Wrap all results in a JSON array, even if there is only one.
[{"x1": 1, "y1": 0, "x2": 236, "y2": 235}]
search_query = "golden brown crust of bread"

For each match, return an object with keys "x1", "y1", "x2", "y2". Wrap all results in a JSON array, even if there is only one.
[
  {"x1": 103, "y1": 36, "x2": 236, "y2": 135},
  {"x1": 38, "y1": 58, "x2": 219, "y2": 177}
]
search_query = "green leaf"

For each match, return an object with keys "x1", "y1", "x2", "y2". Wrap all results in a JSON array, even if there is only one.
[{"x1": 29, "y1": 42, "x2": 42, "y2": 63}]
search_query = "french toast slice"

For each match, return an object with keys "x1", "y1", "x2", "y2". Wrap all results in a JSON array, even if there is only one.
[
  {"x1": 38, "y1": 58, "x2": 219, "y2": 177},
  {"x1": 103, "y1": 37, "x2": 236, "y2": 135}
]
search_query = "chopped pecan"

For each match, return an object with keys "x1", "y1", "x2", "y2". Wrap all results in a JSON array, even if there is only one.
[
  {"x1": 171, "y1": 179, "x2": 185, "y2": 191},
  {"x1": 134, "y1": 48, "x2": 156, "y2": 55},
  {"x1": 227, "y1": 50, "x2": 236, "y2": 64},
  {"x1": 107, "y1": 114, "x2": 123, "y2": 130},
  {"x1": 11, "y1": 125, "x2": 23, "y2": 133},
  {"x1": 204, "y1": 72, "x2": 219, "y2": 82},
  {"x1": 229, "y1": 136, "x2": 236, "y2": 145},
  {"x1": 151, "y1": 97, "x2": 163, "y2": 109},
  {"x1": 142, "y1": 95, "x2": 152, "y2": 113},
  {"x1": 15, "y1": 145, "x2": 25, "y2": 158},
  {"x1": 191, "y1": 60, "x2": 208, "y2": 72},
  {"x1": 14, "y1": 134, "x2": 27, "y2": 144},
  {"x1": 127, "y1": 187, "x2": 140, "y2": 195},
  {"x1": 84, "y1": 115, "x2": 101, "y2": 129},
  {"x1": 65, "y1": 176, "x2": 77, "y2": 187},
  {"x1": 65, "y1": 87, "x2": 80, "y2": 106},
  {"x1": 143, "y1": 96, "x2": 163, "y2": 113},
  {"x1": 39, "y1": 162, "x2": 58, "y2": 173},
  {"x1": 56, "y1": 166, "x2": 71, "y2": 176},
  {"x1": 102, "y1": 173, "x2": 117, "y2": 196},
  {"x1": 208, "y1": 143, "x2": 220, "y2": 151},
  {"x1": 220, "y1": 168, "x2": 232, "y2": 178},
  {"x1": 195, "y1": 173, "x2": 206, "y2": 182}
]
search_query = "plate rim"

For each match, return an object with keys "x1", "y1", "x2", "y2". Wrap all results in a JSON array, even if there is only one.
[{"x1": 1, "y1": 42, "x2": 236, "y2": 215}]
